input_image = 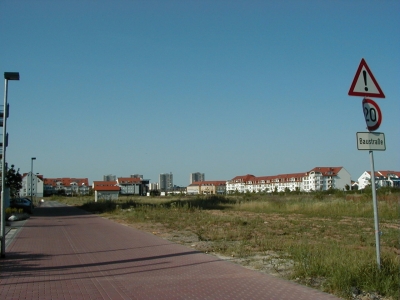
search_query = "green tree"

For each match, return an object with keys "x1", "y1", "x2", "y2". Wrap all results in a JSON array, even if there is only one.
[
  {"x1": 150, "y1": 190, "x2": 160, "y2": 196},
  {"x1": 5, "y1": 164, "x2": 23, "y2": 199}
]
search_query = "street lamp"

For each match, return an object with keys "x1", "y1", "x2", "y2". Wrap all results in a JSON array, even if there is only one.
[
  {"x1": 1, "y1": 72, "x2": 20, "y2": 258},
  {"x1": 31, "y1": 157, "x2": 36, "y2": 204}
]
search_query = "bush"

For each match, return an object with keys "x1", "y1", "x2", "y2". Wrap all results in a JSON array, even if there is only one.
[
  {"x1": 81, "y1": 200, "x2": 117, "y2": 213},
  {"x1": 6, "y1": 207, "x2": 23, "y2": 215}
]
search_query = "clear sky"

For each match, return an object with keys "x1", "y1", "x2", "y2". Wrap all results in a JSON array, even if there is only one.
[{"x1": 1, "y1": 0, "x2": 399, "y2": 186}]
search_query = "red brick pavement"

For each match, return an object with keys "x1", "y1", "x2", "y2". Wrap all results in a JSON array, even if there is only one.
[{"x1": 1, "y1": 202, "x2": 341, "y2": 300}]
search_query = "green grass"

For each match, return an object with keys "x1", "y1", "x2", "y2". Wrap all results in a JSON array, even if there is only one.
[{"x1": 55, "y1": 192, "x2": 400, "y2": 299}]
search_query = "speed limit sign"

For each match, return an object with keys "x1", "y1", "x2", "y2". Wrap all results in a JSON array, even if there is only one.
[{"x1": 362, "y1": 98, "x2": 382, "y2": 131}]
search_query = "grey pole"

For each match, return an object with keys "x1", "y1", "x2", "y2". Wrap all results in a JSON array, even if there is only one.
[
  {"x1": 369, "y1": 150, "x2": 381, "y2": 270},
  {"x1": 0, "y1": 78, "x2": 9, "y2": 258},
  {"x1": 1, "y1": 72, "x2": 19, "y2": 258},
  {"x1": 31, "y1": 157, "x2": 36, "y2": 204}
]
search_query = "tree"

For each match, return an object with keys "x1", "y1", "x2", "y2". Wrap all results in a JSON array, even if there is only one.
[
  {"x1": 5, "y1": 164, "x2": 23, "y2": 199},
  {"x1": 150, "y1": 190, "x2": 160, "y2": 196},
  {"x1": 273, "y1": 186, "x2": 278, "y2": 195}
]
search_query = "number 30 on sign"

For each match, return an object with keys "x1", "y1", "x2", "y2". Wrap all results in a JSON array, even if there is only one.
[{"x1": 362, "y1": 98, "x2": 382, "y2": 132}]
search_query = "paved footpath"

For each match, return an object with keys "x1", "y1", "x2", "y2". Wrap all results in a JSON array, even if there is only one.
[{"x1": 1, "y1": 202, "x2": 341, "y2": 300}]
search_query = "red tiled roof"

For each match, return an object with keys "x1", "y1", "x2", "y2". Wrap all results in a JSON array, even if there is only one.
[
  {"x1": 377, "y1": 171, "x2": 400, "y2": 178},
  {"x1": 93, "y1": 181, "x2": 120, "y2": 191},
  {"x1": 94, "y1": 186, "x2": 120, "y2": 191},
  {"x1": 229, "y1": 175, "x2": 256, "y2": 183},
  {"x1": 117, "y1": 177, "x2": 142, "y2": 184},
  {"x1": 366, "y1": 171, "x2": 400, "y2": 178},
  {"x1": 190, "y1": 181, "x2": 226, "y2": 186},
  {"x1": 255, "y1": 173, "x2": 305, "y2": 183},
  {"x1": 43, "y1": 178, "x2": 89, "y2": 187},
  {"x1": 93, "y1": 181, "x2": 117, "y2": 186},
  {"x1": 228, "y1": 167, "x2": 347, "y2": 184},
  {"x1": 307, "y1": 167, "x2": 343, "y2": 176}
]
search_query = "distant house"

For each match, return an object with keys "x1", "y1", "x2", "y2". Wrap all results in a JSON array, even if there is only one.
[
  {"x1": 20, "y1": 173, "x2": 44, "y2": 198},
  {"x1": 187, "y1": 181, "x2": 226, "y2": 195},
  {"x1": 303, "y1": 167, "x2": 351, "y2": 192},
  {"x1": 351, "y1": 180, "x2": 359, "y2": 190},
  {"x1": 43, "y1": 178, "x2": 90, "y2": 196},
  {"x1": 358, "y1": 172, "x2": 372, "y2": 190},
  {"x1": 93, "y1": 181, "x2": 120, "y2": 202},
  {"x1": 149, "y1": 182, "x2": 159, "y2": 191},
  {"x1": 226, "y1": 167, "x2": 351, "y2": 193},
  {"x1": 357, "y1": 171, "x2": 400, "y2": 189},
  {"x1": 117, "y1": 177, "x2": 149, "y2": 195},
  {"x1": 226, "y1": 174, "x2": 256, "y2": 194}
]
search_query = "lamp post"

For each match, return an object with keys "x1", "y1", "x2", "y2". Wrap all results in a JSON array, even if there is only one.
[
  {"x1": 1, "y1": 72, "x2": 19, "y2": 258},
  {"x1": 31, "y1": 157, "x2": 36, "y2": 204}
]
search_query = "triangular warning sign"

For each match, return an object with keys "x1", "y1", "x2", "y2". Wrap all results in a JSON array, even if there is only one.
[{"x1": 348, "y1": 58, "x2": 385, "y2": 98}]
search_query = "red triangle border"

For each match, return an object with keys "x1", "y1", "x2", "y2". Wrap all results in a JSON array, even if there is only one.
[{"x1": 348, "y1": 58, "x2": 385, "y2": 98}]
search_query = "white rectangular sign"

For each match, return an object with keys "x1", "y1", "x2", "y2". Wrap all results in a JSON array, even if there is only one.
[{"x1": 357, "y1": 132, "x2": 386, "y2": 151}]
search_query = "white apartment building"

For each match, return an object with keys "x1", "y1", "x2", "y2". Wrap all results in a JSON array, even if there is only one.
[
  {"x1": 20, "y1": 172, "x2": 44, "y2": 198},
  {"x1": 358, "y1": 171, "x2": 371, "y2": 190},
  {"x1": 43, "y1": 178, "x2": 90, "y2": 196},
  {"x1": 226, "y1": 167, "x2": 351, "y2": 193},
  {"x1": 357, "y1": 171, "x2": 400, "y2": 189},
  {"x1": 149, "y1": 182, "x2": 159, "y2": 191}
]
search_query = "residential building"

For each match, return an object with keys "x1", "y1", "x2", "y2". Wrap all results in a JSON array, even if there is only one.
[
  {"x1": 20, "y1": 173, "x2": 44, "y2": 198},
  {"x1": 351, "y1": 180, "x2": 359, "y2": 190},
  {"x1": 187, "y1": 181, "x2": 226, "y2": 195},
  {"x1": 253, "y1": 173, "x2": 305, "y2": 193},
  {"x1": 159, "y1": 173, "x2": 173, "y2": 191},
  {"x1": 302, "y1": 167, "x2": 351, "y2": 192},
  {"x1": 93, "y1": 181, "x2": 120, "y2": 202},
  {"x1": 226, "y1": 167, "x2": 351, "y2": 193},
  {"x1": 226, "y1": 174, "x2": 256, "y2": 194},
  {"x1": 117, "y1": 177, "x2": 150, "y2": 195},
  {"x1": 376, "y1": 171, "x2": 400, "y2": 188},
  {"x1": 357, "y1": 172, "x2": 371, "y2": 190},
  {"x1": 149, "y1": 182, "x2": 159, "y2": 191},
  {"x1": 357, "y1": 171, "x2": 400, "y2": 189},
  {"x1": 190, "y1": 172, "x2": 205, "y2": 184},
  {"x1": 43, "y1": 178, "x2": 90, "y2": 196}
]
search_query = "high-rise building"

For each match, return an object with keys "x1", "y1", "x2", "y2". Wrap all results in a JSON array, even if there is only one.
[
  {"x1": 190, "y1": 172, "x2": 205, "y2": 184},
  {"x1": 103, "y1": 174, "x2": 116, "y2": 181},
  {"x1": 159, "y1": 173, "x2": 173, "y2": 191},
  {"x1": 131, "y1": 174, "x2": 143, "y2": 179}
]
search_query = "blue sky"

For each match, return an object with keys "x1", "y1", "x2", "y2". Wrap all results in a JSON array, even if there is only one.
[{"x1": 1, "y1": 0, "x2": 399, "y2": 186}]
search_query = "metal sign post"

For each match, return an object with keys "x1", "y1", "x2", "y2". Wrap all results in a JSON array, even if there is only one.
[
  {"x1": 349, "y1": 58, "x2": 385, "y2": 271},
  {"x1": 369, "y1": 150, "x2": 381, "y2": 270},
  {"x1": 356, "y1": 132, "x2": 385, "y2": 270}
]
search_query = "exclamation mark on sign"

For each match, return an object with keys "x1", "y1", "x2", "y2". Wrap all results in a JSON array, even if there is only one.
[{"x1": 363, "y1": 70, "x2": 368, "y2": 91}]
